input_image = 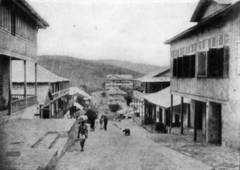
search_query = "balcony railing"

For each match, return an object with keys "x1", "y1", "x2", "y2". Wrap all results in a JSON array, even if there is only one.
[{"x1": 11, "y1": 94, "x2": 38, "y2": 113}]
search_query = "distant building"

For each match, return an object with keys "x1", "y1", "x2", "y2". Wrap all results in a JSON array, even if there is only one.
[
  {"x1": 0, "y1": 0, "x2": 48, "y2": 115},
  {"x1": 104, "y1": 74, "x2": 133, "y2": 91},
  {"x1": 166, "y1": 0, "x2": 240, "y2": 147}
]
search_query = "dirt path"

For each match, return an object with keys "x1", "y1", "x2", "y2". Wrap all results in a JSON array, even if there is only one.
[{"x1": 55, "y1": 120, "x2": 212, "y2": 170}]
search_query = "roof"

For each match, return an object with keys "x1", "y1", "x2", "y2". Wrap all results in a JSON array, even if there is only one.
[
  {"x1": 13, "y1": 0, "x2": 49, "y2": 28},
  {"x1": 106, "y1": 74, "x2": 133, "y2": 80},
  {"x1": 135, "y1": 67, "x2": 170, "y2": 83},
  {"x1": 68, "y1": 87, "x2": 91, "y2": 99},
  {"x1": 143, "y1": 87, "x2": 190, "y2": 108},
  {"x1": 12, "y1": 61, "x2": 69, "y2": 83},
  {"x1": 165, "y1": 0, "x2": 240, "y2": 44},
  {"x1": 191, "y1": 0, "x2": 232, "y2": 22}
]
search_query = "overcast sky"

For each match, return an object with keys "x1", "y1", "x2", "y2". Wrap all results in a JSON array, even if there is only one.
[{"x1": 28, "y1": 0, "x2": 198, "y2": 66}]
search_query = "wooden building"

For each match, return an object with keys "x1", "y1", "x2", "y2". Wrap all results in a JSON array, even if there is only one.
[
  {"x1": 132, "y1": 68, "x2": 170, "y2": 124},
  {"x1": 0, "y1": 0, "x2": 48, "y2": 115},
  {"x1": 166, "y1": 0, "x2": 240, "y2": 148},
  {"x1": 12, "y1": 61, "x2": 71, "y2": 118}
]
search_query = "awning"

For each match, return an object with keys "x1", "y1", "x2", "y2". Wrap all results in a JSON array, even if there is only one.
[
  {"x1": 74, "y1": 102, "x2": 83, "y2": 110},
  {"x1": 69, "y1": 87, "x2": 91, "y2": 99},
  {"x1": 143, "y1": 87, "x2": 190, "y2": 108}
]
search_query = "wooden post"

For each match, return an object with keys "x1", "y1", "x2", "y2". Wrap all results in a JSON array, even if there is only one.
[
  {"x1": 194, "y1": 104, "x2": 197, "y2": 142},
  {"x1": 180, "y1": 97, "x2": 184, "y2": 135},
  {"x1": 35, "y1": 63, "x2": 37, "y2": 97},
  {"x1": 170, "y1": 94, "x2": 173, "y2": 133},
  {"x1": 8, "y1": 57, "x2": 12, "y2": 115},
  {"x1": 24, "y1": 60, "x2": 27, "y2": 101}
]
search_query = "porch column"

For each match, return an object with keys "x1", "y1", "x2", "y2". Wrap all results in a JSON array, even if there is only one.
[
  {"x1": 180, "y1": 97, "x2": 184, "y2": 135},
  {"x1": 206, "y1": 101, "x2": 210, "y2": 143},
  {"x1": 193, "y1": 101, "x2": 197, "y2": 142},
  {"x1": 35, "y1": 63, "x2": 37, "y2": 97},
  {"x1": 8, "y1": 57, "x2": 12, "y2": 115},
  {"x1": 162, "y1": 108, "x2": 166, "y2": 124},
  {"x1": 24, "y1": 60, "x2": 27, "y2": 107},
  {"x1": 170, "y1": 94, "x2": 173, "y2": 133}
]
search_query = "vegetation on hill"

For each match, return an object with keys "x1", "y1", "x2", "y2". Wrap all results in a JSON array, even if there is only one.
[
  {"x1": 97, "y1": 59, "x2": 162, "y2": 74},
  {"x1": 37, "y1": 55, "x2": 143, "y2": 92}
]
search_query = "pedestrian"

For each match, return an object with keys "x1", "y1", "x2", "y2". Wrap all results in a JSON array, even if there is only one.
[
  {"x1": 103, "y1": 115, "x2": 108, "y2": 131},
  {"x1": 78, "y1": 117, "x2": 88, "y2": 152},
  {"x1": 99, "y1": 115, "x2": 104, "y2": 129}
]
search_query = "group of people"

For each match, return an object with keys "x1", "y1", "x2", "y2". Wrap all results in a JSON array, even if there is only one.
[{"x1": 77, "y1": 114, "x2": 108, "y2": 152}]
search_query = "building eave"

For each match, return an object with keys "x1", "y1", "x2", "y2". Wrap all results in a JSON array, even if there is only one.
[
  {"x1": 13, "y1": 0, "x2": 49, "y2": 29},
  {"x1": 165, "y1": 1, "x2": 240, "y2": 44}
]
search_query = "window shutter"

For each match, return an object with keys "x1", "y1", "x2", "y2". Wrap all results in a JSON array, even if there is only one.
[
  {"x1": 223, "y1": 46, "x2": 229, "y2": 78},
  {"x1": 177, "y1": 58, "x2": 182, "y2": 78},
  {"x1": 197, "y1": 52, "x2": 207, "y2": 77}
]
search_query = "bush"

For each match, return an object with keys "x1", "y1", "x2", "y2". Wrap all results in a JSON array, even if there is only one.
[{"x1": 108, "y1": 104, "x2": 121, "y2": 112}]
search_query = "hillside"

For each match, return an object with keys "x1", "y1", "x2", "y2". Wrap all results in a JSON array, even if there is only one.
[
  {"x1": 37, "y1": 55, "x2": 143, "y2": 92},
  {"x1": 97, "y1": 59, "x2": 162, "y2": 74}
]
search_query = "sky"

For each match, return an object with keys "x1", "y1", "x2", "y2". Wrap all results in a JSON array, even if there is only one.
[{"x1": 28, "y1": 0, "x2": 199, "y2": 66}]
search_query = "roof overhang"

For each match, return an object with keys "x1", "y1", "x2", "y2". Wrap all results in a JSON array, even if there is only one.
[
  {"x1": 165, "y1": 0, "x2": 240, "y2": 44},
  {"x1": 12, "y1": 0, "x2": 49, "y2": 29}
]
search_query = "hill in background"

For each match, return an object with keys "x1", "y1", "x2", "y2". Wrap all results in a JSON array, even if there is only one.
[
  {"x1": 37, "y1": 55, "x2": 143, "y2": 92},
  {"x1": 97, "y1": 59, "x2": 162, "y2": 74}
]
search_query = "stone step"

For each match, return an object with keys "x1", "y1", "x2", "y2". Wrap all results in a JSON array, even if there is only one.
[{"x1": 32, "y1": 132, "x2": 59, "y2": 149}]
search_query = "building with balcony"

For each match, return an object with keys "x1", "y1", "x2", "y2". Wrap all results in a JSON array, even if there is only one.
[
  {"x1": 166, "y1": 0, "x2": 240, "y2": 148},
  {"x1": 0, "y1": 0, "x2": 48, "y2": 116},
  {"x1": 104, "y1": 74, "x2": 134, "y2": 91},
  {"x1": 12, "y1": 62, "x2": 71, "y2": 119}
]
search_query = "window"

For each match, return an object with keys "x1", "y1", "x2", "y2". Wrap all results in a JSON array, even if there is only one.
[
  {"x1": 182, "y1": 56, "x2": 190, "y2": 77},
  {"x1": 177, "y1": 57, "x2": 183, "y2": 78},
  {"x1": 207, "y1": 47, "x2": 229, "y2": 78},
  {"x1": 188, "y1": 54, "x2": 196, "y2": 78},
  {"x1": 197, "y1": 52, "x2": 208, "y2": 77}
]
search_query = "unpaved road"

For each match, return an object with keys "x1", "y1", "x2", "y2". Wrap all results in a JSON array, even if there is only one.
[{"x1": 56, "y1": 120, "x2": 211, "y2": 170}]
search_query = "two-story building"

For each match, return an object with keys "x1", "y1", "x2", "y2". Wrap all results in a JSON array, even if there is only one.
[
  {"x1": 104, "y1": 74, "x2": 134, "y2": 91},
  {"x1": 12, "y1": 61, "x2": 71, "y2": 119},
  {"x1": 166, "y1": 0, "x2": 240, "y2": 148},
  {"x1": 0, "y1": 0, "x2": 48, "y2": 116}
]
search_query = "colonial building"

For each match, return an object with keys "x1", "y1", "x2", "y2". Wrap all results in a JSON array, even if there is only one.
[
  {"x1": 12, "y1": 62, "x2": 71, "y2": 118},
  {"x1": 132, "y1": 68, "x2": 170, "y2": 124},
  {"x1": 104, "y1": 74, "x2": 133, "y2": 91},
  {"x1": 166, "y1": 0, "x2": 240, "y2": 148},
  {"x1": 0, "y1": 0, "x2": 48, "y2": 115}
]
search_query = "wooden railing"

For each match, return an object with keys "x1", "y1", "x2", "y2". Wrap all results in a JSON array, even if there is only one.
[{"x1": 11, "y1": 95, "x2": 37, "y2": 113}]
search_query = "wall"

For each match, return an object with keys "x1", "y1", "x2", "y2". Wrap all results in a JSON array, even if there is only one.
[
  {"x1": 0, "y1": 3, "x2": 37, "y2": 60},
  {"x1": 0, "y1": 57, "x2": 10, "y2": 108}
]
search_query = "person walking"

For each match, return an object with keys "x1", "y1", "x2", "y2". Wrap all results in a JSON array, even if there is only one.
[
  {"x1": 103, "y1": 115, "x2": 108, "y2": 131},
  {"x1": 99, "y1": 115, "x2": 104, "y2": 129},
  {"x1": 78, "y1": 118, "x2": 88, "y2": 152}
]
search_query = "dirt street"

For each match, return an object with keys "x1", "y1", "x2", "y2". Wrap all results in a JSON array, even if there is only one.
[{"x1": 55, "y1": 119, "x2": 212, "y2": 170}]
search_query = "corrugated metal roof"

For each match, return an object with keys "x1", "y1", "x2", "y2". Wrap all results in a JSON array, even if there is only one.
[
  {"x1": 12, "y1": 61, "x2": 69, "y2": 83},
  {"x1": 69, "y1": 87, "x2": 91, "y2": 99},
  {"x1": 143, "y1": 87, "x2": 190, "y2": 108},
  {"x1": 135, "y1": 67, "x2": 170, "y2": 83}
]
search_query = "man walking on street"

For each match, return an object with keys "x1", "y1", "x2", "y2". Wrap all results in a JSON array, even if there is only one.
[
  {"x1": 103, "y1": 115, "x2": 108, "y2": 131},
  {"x1": 78, "y1": 117, "x2": 88, "y2": 152}
]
